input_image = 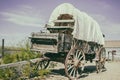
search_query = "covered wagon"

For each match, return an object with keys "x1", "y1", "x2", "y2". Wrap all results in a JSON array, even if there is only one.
[{"x1": 29, "y1": 3, "x2": 106, "y2": 80}]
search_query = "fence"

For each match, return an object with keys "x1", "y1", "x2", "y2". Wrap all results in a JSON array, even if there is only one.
[{"x1": 0, "y1": 39, "x2": 22, "y2": 57}]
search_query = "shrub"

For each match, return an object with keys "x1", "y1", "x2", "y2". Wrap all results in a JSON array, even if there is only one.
[
  {"x1": 0, "y1": 67, "x2": 20, "y2": 80},
  {"x1": 3, "y1": 54, "x2": 16, "y2": 64},
  {"x1": 2, "y1": 39, "x2": 42, "y2": 64},
  {"x1": 0, "y1": 39, "x2": 50, "y2": 79},
  {"x1": 21, "y1": 63, "x2": 51, "y2": 79},
  {"x1": 38, "y1": 69, "x2": 51, "y2": 78}
]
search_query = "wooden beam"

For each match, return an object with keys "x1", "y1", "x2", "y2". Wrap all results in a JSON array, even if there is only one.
[
  {"x1": 0, "y1": 58, "x2": 47, "y2": 69},
  {"x1": 54, "y1": 20, "x2": 74, "y2": 23},
  {"x1": 47, "y1": 26, "x2": 74, "y2": 29},
  {"x1": 2, "y1": 39, "x2": 4, "y2": 57}
]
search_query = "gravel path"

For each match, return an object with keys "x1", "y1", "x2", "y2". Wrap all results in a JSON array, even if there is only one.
[{"x1": 46, "y1": 61, "x2": 120, "y2": 80}]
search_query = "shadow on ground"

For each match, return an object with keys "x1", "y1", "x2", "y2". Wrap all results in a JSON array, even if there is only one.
[{"x1": 50, "y1": 65, "x2": 100, "y2": 79}]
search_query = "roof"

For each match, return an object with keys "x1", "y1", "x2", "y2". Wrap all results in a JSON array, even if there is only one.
[
  {"x1": 48, "y1": 3, "x2": 104, "y2": 45},
  {"x1": 105, "y1": 40, "x2": 120, "y2": 48}
]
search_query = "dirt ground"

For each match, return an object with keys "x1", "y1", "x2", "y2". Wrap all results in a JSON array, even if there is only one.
[{"x1": 46, "y1": 61, "x2": 120, "y2": 80}]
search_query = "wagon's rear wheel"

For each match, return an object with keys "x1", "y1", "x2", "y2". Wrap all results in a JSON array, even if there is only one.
[
  {"x1": 96, "y1": 47, "x2": 106, "y2": 73},
  {"x1": 65, "y1": 47, "x2": 85, "y2": 80},
  {"x1": 36, "y1": 59, "x2": 50, "y2": 70},
  {"x1": 96, "y1": 60, "x2": 102, "y2": 73}
]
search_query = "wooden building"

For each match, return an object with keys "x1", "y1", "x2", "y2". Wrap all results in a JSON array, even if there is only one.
[
  {"x1": 104, "y1": 40, "x2": 120, "y2": 48},
  {"x1": 104, "y1": 40, "x2": 120, "y2": 60}
]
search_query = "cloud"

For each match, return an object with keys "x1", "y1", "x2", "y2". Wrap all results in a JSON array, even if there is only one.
[
  {"x1": 0, "y1": 5, "x2": 46, "y2": 27},
  {"x1": 98, "y1": 1, "x2": 112, "y2": 9},
  {"x1": 0, "y1": 33, "x2": 28, "y2": 47},
  {"x1": 90, "y1": 14, "x2": 120, "y2": 40},
  {"x1": 90, "y1": 0, "x2": 112, "y2": 10},
  {"x1": 91, "y1": 14, "x2": 106, "y2": 22},
  {"x1": 1, "y1": 12, "x2": 43, "y2": 27},
  {"x1": 0, "y1": 5, "x2": 47, "y2": 46},
  {"x1": 106, "y1": 23, "x2": 120, "y2": 34},
  {"x1": 20, "y1": 5, "x2": 33, "y2": 10}
]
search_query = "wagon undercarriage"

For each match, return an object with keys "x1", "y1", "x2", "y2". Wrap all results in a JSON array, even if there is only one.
[{"x1": 30, "y1": 36, "x2": 106, "y2": 80}]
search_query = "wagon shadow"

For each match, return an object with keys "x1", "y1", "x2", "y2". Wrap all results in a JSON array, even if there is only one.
[
  {"x1": 50, "y1": 68, "x2": 66, "y2": 76},
  {"x1": 50, "y1": 65, "x2": 98, "y2": 79},
  {"x1": 80, "y1": 65, "x2": 97, "y2": 78},
  {"x1": 84, "y1": 65, "x2": 97, "y2": 73}
]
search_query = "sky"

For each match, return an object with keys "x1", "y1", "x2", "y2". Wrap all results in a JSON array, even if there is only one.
[{"x1": 0, "y1": 0, "x2": 120, "y2": 46}]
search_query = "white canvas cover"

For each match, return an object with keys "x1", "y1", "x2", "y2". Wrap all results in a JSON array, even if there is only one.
[{"x1": 48, "y1": 3, "x2": 104, "y2": 45}]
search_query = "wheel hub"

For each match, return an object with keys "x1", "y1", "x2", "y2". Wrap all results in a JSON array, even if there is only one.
[{"x1": 74, "y1": 58, "x2": 80, "y2": 67}]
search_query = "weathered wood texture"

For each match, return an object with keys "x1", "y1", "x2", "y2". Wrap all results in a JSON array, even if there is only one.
[
  {"x1": 0, "y1": 58, "x2": 46, "y2": 69},
  {"x1": 2, "y1": 39, "x2": 4, "y2": 57}
]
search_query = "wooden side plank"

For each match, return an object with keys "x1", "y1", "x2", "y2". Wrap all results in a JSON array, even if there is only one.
[{"x1": 54, "y1": 20, "x2": 74, "y2": 23}]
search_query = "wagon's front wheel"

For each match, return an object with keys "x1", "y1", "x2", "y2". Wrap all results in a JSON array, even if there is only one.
[{"x1": 65, "y1": 47, "x2": 85, "y2": 80}]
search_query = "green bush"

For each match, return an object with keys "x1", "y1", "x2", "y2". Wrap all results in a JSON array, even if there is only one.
[
  {"x1": 21, "y1": 63, "x2": 51, "y2": 79},
  {"x1": 38, "y1": 69, "x2": 51, "y2": 78},
  {"x1": 0, "y1": 67, "x2": 20, "y2": 80},
  {"x1": 21, "y1": 64, "x2": 31, "y2": 79},
  {"x1": 3, "y1": 54, "x2": 16, "y2": 64},
  {"x1": 2, "y1": 39, "x2": 42, "y2": 64},
  {"x1": 0, "y1": 62, "x2": 51, "y2": 79},
  {"x1": 0, "y1": 39, "x2": 51, "y2": 79}
]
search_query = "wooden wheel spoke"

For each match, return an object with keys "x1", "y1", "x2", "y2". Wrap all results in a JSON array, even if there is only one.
[
  {"x1": 78, "y1": 51, "x2": 82, "y2": 59},
  {"x1": 65, "y1": 45, "x2": 85, "y2": 80},
  {"x1": 76, "y1": 70, "x2": 79, "y2": 77},
  {"x1": 43, "y1": 61, "x2": 46, "y2": 66},
  {"x1": 39, "y1": 62, "x2": 43, "y2": 68},
  {"x1": 73, "y1": 68, "x2": 76, "y2": 77},
  {"x1": 81, "y1": 63, "x2": 85, "y2": 71},
  {"x1": 67, "y1": 65, "x2": 74, "y2": 71},
  {"x1": 69, "y1": 68, "x2": 74, "y2": 76},
  {"x1": 37, "y1": 60, "x2": 50, "y2": 69},
  {"x1": 96, "y1": 47, "x2": 106, "y2": 73},
  {"x1": 79, "y1": 55, "x2": 83, "y2": 61},
  {"x1": 75, "y1": 50, "x2": 79, "y2": 58}
]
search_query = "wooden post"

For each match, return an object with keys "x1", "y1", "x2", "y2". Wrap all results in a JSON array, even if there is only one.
[
  {"x1": 112, "y1": 52, "x2": 114, "y2": 61},
  {"x1": 108, "y1": 51, "x2": 110, "y2": 61},
  {"x1": 2, "y1": 39, "x2": 4, "y2": 57},
  {"x1": 112, "y1": 50, "x2": 116, "y2": 61}
]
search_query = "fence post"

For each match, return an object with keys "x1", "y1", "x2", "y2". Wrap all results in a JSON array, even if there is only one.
[
  {"x1": 112, "y1": 50, "x2": 116, "y2": 61},
  {"x1": 108, "y1": 51, "x2": 110, "y2": 61},
  {"x1": 2, "y1": 39, "x2": 4, "y2": 57}
]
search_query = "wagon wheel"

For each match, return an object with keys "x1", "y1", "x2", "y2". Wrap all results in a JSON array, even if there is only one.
[
  {"x1": 96, "y1": 47, "x2": 106, "y2": 73},
  {"x1": 36, "y1": 59, "x2": 50, "y2": 70},
  {"x1": 96, "y1": 60, "x2": 102, "y2": 73},
  {"x1": 65, "y1": 47, "x2": 85, "y2": 80}
]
